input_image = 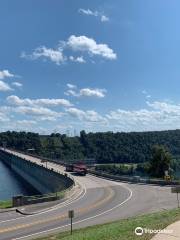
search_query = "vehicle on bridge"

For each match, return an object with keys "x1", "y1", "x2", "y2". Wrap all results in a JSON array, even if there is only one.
[{"x1": 65, "y1": 162, "x2": 87, "y2": 176}]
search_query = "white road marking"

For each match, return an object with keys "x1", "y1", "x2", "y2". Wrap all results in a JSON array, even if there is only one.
[
  {"x1": 12, "y1": 182, "x2": 133, "y2": 240},
  {"x1": 0, "y1": 184, "x2": 86, "y2": 224}
]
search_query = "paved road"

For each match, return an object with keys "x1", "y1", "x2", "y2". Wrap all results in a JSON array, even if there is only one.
[{"x1": 0, "y1": 149, "x2": 177, "y2": 240}]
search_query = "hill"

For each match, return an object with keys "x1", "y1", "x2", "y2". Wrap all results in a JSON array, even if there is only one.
[{"x1": 1, "y1": 129, "x2": 180, "y2": 163}]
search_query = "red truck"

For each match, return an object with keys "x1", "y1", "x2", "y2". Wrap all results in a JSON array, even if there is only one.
[{"x1": 65, "y1": 162, "x2": 87, "y2": 176}]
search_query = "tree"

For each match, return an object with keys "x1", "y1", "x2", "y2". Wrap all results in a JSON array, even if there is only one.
[{"x1": 149, "y1": 145, "x2": 172, "y2": 178}]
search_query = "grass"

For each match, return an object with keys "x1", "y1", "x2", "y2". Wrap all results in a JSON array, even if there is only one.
[
  {"x1": 0, "y1": 199, "x2": 12, "y2": 209},
  {"x1": 35, "y1": 208, "x2": 180, "y2": 240}
]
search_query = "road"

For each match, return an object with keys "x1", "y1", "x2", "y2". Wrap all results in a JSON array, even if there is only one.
[{"x1": 0, "y1": 149, "x2": 177, "y2": 240}]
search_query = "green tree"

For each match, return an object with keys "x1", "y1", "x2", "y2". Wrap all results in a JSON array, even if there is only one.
[{"x1": 149, "y1": 145, "x2": 172, "y2": 178}]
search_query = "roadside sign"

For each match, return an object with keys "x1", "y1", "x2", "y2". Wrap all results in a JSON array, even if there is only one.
[
  {"x1": 171, "y1": 186, "x2": 180, "y2": 208},
  {"x1": 68, "y1": 210, "x2": 74, "y2": 235},
  {"x1": 68, "y1": 210, "x2": 74, "y2": 218},
  {"x1": 171, "y1": 186, "x2": 180, "y2": 193}
]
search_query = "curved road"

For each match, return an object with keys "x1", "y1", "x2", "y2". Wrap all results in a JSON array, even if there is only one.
[{"x1": 0, "y1": 150, "x2": 177, "y2": 240}]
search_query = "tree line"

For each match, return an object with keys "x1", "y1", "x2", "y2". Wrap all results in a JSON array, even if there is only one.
[{"x1": 1, "y1": 130, "x2": 180, "y2": 165}]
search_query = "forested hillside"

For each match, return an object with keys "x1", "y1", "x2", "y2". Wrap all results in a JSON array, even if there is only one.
[{"x1": 1, "y1": 130, "x2": 180, "y2": 163}]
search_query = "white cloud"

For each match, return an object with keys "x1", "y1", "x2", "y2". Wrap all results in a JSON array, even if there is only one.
[
  {"x1": 0, "y1": 111, "x2": 10, "y2": 122},
  {"x1": 67, "y1": 35, "x2": 116, "y2": 60},
  {"x1": 15, "y1": 106, "x2": 62, "y2": 118},
  {"x1": 21, "y1": 46, "x2": 66, "y2": 65},
  {"x1": 17, "y1": 120, "x2": 37, "y2": 125},
  {"x1": 78, "y1": 8, "x2": 109, "y2": 22},
  {"x1": 66, "y1": 107, "x2": 107, "y2": 123},
  {"x1": 78, "y1": 8, "x2": 98, "y2": 17},
  {"x1": 4, "y1": 97, "x2": 180, "y2": 132},
  {"x1": 65, "y1": 85, "x2": 106, "y2": 98},
  {"x1": 7, "y1": 95, "x2": 73, "y2": 107},
  {"x1": 142, "y1": 90, "x2": 151, "y2": 99},
  {"x1": 12, "y1": 82, "x2": 23, "y2": 88},
  {"x1": 67, "y1": 83, "x2": 77, "y2": 89},
  {"x1": 0, "y1": 70, "x2": 14, "y2": 80},
  {"x1": 69, "y1": 56, "x2": 86, "y2": 63},
  {"x1": 38, "y1": 116, "x2": 58, "y2": 121},
  {"x1": 0, "y1": 81, "x2": 13, "y2": 91},
  {"x1": 101, "y1": 15, "x2": 109, "y2": 22},
  {"x1": 106, "y1": 100, "x2": 180, "y2": 132},
  {"x1": 79, "y1": 88, "x2": 106, "y2": 98},
  {"x1": 65, "y1": 89, "x2": 79, "y2": 97},
  {"x1": 22, "y1": 35, "x2": 116, "y2": 65}
]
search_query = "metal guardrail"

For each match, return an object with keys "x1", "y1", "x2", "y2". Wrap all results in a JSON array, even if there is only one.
[
  {"x1": 12, "y1": 184, "x2": 74, "y2": 207},
  {"x1": 88, "y1": 169, "x2": 180, "y2": 186}
]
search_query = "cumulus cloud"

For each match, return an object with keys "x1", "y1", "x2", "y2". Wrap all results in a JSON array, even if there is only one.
[
  {"x1": 65, "y1": 85, "x2": 106, "y2": 98},
  {"x1": 67, "y1": 35, "x2": 116, "y2": 60},
  {"x1": 79, "y1": 88, "x2": 106, "y2": 97},
  {"x1": 7, "y1": 106, "x2": 63, "y2": 122},
  {"x1": 106, "y1": 100, "x2": 180, "y2": 132},
  {"x1": 21, "y1": 46, "x2": 66, "y2": 65},
  {"x1": 17, "y1": 120, "x2": 37, "y2": 126},
  {"x1": 69, "y1": 56, "x2": 86, "y2": 63},
  {"x1": 0, "y1": 81, "x2": 12, "y2": 91},
  {"x1": 0, "y1": 70, "x2": 14, "y2": 80},
  {"x1": 78, "y1": 8, "x2": 109, "y2": 22},
  {"x1": 15, "y1": 106, "x2": 61, "y2": 118},
  {"x1": 3, "y1": 97, "x2": 180, "y2": 132},
  {"x1": 22, "y1": 35, "x2": 116, "y2": 64},
  {"x1": 7, "y1": 95, "x2": 73, "y2": 107},
  {"x1": 66, "y1": 107, "x2": 107, "y2": 123}
]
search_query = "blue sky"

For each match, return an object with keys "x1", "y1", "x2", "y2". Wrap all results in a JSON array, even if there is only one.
[{"x1": 0, "y1": 0, "x2": 180, "y2": 134}]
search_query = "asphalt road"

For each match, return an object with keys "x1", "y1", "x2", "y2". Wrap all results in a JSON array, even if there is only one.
[{"x1": 0, "y1": 149, "x2": 177, "y2": 240}]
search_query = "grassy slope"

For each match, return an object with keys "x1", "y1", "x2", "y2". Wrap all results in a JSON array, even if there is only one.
[
  {"x1": 35, "y1": 208, "x2": 180, "y2": 240},
  {"x1": 0, "y1": 200, "x2": 12, "y2": 209}
]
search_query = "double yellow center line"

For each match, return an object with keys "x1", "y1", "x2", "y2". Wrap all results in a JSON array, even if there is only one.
[{"x1": 0, "y1": 187, "x2": 114, "y2": 234}]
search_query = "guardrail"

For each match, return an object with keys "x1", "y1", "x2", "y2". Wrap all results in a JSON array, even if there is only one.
[
  {"x1": 88, "y1": 169, "x2": 180, "y2": 186},
  {"x1": 12, "y1": 184, "x2": 74, "y2": 207}
]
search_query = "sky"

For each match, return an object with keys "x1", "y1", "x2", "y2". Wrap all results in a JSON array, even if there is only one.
[{"x1": 0, "y1": 0, "x2": 180, "y2": 134}]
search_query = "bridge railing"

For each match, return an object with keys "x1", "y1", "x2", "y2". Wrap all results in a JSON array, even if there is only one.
[{"x1": 12, "y1": 184, "x2": 74, "y2": 207}]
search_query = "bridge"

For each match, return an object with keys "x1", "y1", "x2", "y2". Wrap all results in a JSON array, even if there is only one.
[{"x1": 0, "y1": 149, "x2": 177, "y2": 240}]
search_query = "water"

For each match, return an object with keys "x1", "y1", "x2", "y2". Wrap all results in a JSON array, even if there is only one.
[{"x1": 0, "y1": 160, "x2": 39, "y2": 200}]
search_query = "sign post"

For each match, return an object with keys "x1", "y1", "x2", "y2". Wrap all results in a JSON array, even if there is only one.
[
  {"x1": 68, "y1": 210, "x2": 74, "y2": 235},
  {"x1": 171, "y1": 186, "x2": 180, "y2": 208}
]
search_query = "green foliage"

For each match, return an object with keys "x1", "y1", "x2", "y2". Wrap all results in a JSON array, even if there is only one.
[
  {"x1": 95, "y1": 164, "x2": 135, "y2": 176},
  {"x1": 149, "y1": 145, "x2": 172, "y2": 178},
  {"x1": 35, "y1": 208, "x2": 180, "y2": 240},
  {"x1": 1, "y1": 130, "x2": 180, "y2": 166},
  {"x1": 136, "y1": 162, "x2": 151, "y2": 175},
  {"x1": 0, "y1": 199, "x2": 12, "y2": 209}
]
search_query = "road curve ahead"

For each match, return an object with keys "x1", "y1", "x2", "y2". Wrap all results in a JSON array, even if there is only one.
[{"x1": 0, "y1": 150, "x2": 177, "y2": 240}]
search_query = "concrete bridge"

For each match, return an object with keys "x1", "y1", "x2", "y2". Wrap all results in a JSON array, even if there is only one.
[
  {"x1": 0, "y1": 148, "x2": 177, "y2": 240},
  {"x1": 0, "y1": 148, "x2": 74, "y2": 195}
]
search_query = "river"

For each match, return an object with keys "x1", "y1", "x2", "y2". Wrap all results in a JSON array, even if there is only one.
[{"x1": 0, "y1": 160, "x2": 39, "y2": 200}]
